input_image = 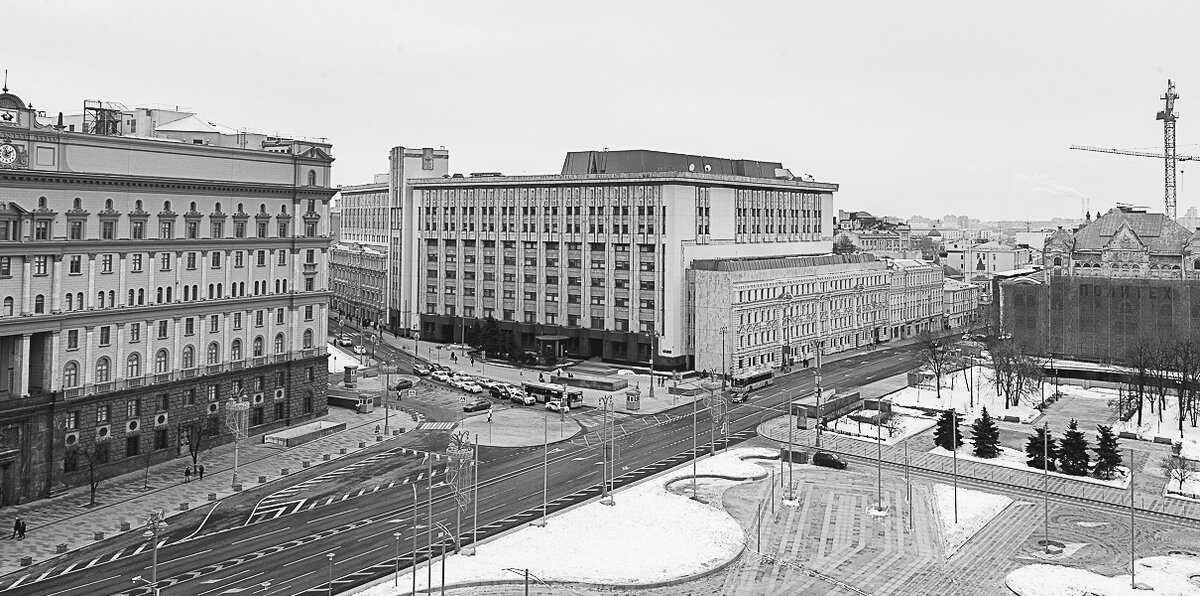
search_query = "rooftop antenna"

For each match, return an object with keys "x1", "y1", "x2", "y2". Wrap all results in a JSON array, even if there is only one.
[{"x1": 2, "y1": 69, "x2": 8, "y2": 93}]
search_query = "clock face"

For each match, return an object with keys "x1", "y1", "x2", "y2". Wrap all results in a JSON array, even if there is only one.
[{"x1": 0, "y1": 144, "x2": 16, "y2": 165}]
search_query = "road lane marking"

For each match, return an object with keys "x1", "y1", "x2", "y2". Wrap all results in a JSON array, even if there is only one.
[
  {"x1": 41, "y1": 574, "x2": 121, "y2": 596},
  {"x1": 232, "y1": 526, "x2": 290, "y2": 545},
  {"x1": 305, "y1": 507, "x2": 360, "y2": 524}
]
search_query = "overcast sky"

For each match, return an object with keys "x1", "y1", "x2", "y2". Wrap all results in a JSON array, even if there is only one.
[{"x1": 6, "y1": 1, "x2": 1200, "y2": 221}]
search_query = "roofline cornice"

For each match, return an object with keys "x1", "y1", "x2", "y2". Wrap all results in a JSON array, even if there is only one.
[
  {"x1": 0, "y1": 170, "x2": 337, "y2": 200},
  {"x1": 408, "y1": 171, "x2": 839, "y2": 192}
]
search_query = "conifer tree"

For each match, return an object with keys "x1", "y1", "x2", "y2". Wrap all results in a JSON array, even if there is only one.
[
  {"x1": 1058, "y1": 419, "x2": 1091, "y2": 476},
  {"x1": 933, "y1": 408, "x2": 964, "y2": 452},
  {"x1": 1092, "y1": 424, "x2": 1123, "y2": 480},
  {"x1": 1025, "y1": 426, "x2": 1058, "y2": 471},
  {"x1": 970, "y1": 407, "x2": 1001, "y2": 458}
]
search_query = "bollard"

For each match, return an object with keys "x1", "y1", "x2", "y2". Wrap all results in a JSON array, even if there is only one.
[
  {"x1": 281, "y1": 468, "x2": 290, "y2": 475},
  {"x1": 19, "y1": 556, "x2": 31, "y2": 567},
  {"x1": 233, "y1": 484, "x2": 243, "y2": 492},
  {"x1": 358, "y1": 441, "x2": 367, "y2": 448},
  {"x1": 398, "y1": 428, "x2": 405, "y2": 434},
  {"x1": 258, "y1": 476, "x2": 268, "y2": 484},
  {"x1": 323, "y1": 454, "x2": 331, "y2": 461},
  {"x1": 392, "y1": 429, "x2": 400, "y2": 436},
  {"x1": 93, "y1": 532, "x2": 105, "y2": 541},
  {"x1": 339, "y1": 447, "x2": 347, "y2": 455},
  {"x1": 375, "y1": 435, "x2": 383, "y2": 442},
  {"x1": 56, "y1": 544, "x2": 68, "y2": 554},
  {"x1": 208, "y1": 493, "x2": 218, "y2": 501},
  {"x1": 179, "y1": 502, "x2": 189, "y2": 511},
  {"x1": 120, "y1": 521, "x2": 131, "y2": 532},
  {"x1": 302, "y1": 460, "x2": 311, "y2": 468}
]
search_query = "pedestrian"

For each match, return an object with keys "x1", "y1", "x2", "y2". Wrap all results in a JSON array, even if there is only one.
[
  {"x1": 184, "y1": 466, "x2": 192, "y2": 483},
  {"x1": 10, "y1": 518, "x2": 18, "y2": 540},
  {"x1": 197, "y1": 464, "x2": 205, "y2": 480},
  {"x1": 487, "y1": 411, "x2": 493, "y2": 423},
  {"x1": 16, "y1": 520, "x2": 25, "y2": 540}
]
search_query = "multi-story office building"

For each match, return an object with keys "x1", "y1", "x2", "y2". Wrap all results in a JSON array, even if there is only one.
[
  {"x1": 944, "y1": 239, "x2": 1033, "y2": 279},
  {"x1": 329, "y1": 242, "x2": 386, "y2": 327},
  {"x1": 401, "y1": 150, "x2": 836, "y2": 369},
  {"x1": 884, "y1": 258, "x2": 944, "y2": 340},
  {"x1": 0, "y1": 88, "x2": 333, "y2": 505},
  {"x1": 690, "y1": 254, "x2": 889, "y2": 376},
  {"x1": 942, "y1": 278, "x2": 980, "y2": 331}
]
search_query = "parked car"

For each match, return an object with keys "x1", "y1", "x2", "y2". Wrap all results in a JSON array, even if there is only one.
[
  {"x1": 811, "y1": 451, "x2": 847, "y2": 470},
  {"x1": 447, "y1": 377, "x2": 466, "y2": 390},
  {"x1": 461, "y1": 382, "x2": 483, "y2": 394},
  {"x1": 463, "y1": 398, "x2": 491, "y2": 412},
  {"x1": 393, "y1": 379, "x2": 414, "y2": 390},
  {"x1": 545, "y1": 400, "x2": 570, "y2": 414},
  {"x1": 413, "y1": 365, "x2": 431, "y2": 376},
  {"x1": 431, "y1": 370, "x2": 450, "y2": 383},
  {"x1": 730, "y1": 393, "x2": 748, "y2": 404},
  {"x1": 476, "y1": 379, "x2": 500, "y2": 391},
  {"x1": 353, "y1": 345, "x2": 367, "y2": 355},
  {"x1": 509, "y1": 391, "x2": 535, "y2": 406},
  {"x1": 337, "y1": 337, "x2": 354, "y2": 347},
  {"x1": 489, "y1": 385, "x2": 513, "y2": 400}
]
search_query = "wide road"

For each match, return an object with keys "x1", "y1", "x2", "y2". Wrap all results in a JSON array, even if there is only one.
[{"x1": 10, "y1": 344, "x2": 923, "y2": 596}]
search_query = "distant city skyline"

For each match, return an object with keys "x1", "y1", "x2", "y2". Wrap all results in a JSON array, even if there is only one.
[{"x1": 7, "y1": 2, "x2": 1200, "y2": 221}]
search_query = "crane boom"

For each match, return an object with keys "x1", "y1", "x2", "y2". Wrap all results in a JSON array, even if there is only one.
[{"x1": 1068, "y1": 145, "x2": 1200, "y2": 161}]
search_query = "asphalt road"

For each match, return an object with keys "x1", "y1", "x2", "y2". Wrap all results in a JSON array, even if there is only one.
[{"x1": 8, "y1": 343, "x2": 925, "y2": 596}]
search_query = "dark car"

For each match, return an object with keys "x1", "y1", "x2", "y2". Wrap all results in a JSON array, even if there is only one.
[
  {"x1": 489, "y1": 384, "x2": 514, "y2": 399},
  {"x1": 393, "y1": 378, "x2": 414, "y2": 390},
  {"x1": 811, "y1": 451, "x2": 847, "y2": 470},
  {"x1": 462, "y1": 399, "x2": 491, "y2": 413}
]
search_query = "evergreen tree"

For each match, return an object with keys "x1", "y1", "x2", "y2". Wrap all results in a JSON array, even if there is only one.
[
  {"x1": 1092, "y1": 424, "x2": 1123, "y2": 480},
  {"x1": 969, "y1": 407, "x2": 1001, "y2": 458},
  {"x1": 1024, "y1": 426, "x2": 1058, "y2": 471},
  {"x1": 1058, "y1": 418, "x2": 1091, "y2": 476},
  {"x1": 933, "y1": 409, "x2": 964, "y2": 452}
]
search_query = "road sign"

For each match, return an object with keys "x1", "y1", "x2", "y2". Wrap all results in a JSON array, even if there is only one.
[{"x1": 405, "y1": 389, "x2": 416, "y2": 400}]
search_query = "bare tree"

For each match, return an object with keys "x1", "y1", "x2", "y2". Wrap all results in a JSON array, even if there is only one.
[
  {"x1": 1162, "y1": 454, "x2": 1198, "y2": 493},
  {"x1": 882, "y1": 412, "x2": 904, "y2": 438},
  {"x1": 73, "y1": 442, "x2": 108, "y2": 507},
  {"x1": 184, "y1": 419, "x2": 208, "y2": 467},
  {"x1": 1124, "y1": 336, "x2": 1156, "y2": 427},
  {"x1": 1173, "y1": 334, "x2": 1200, "y2": 433},
  {"x1": 986, "y1": 338, "x2": 1044, "y2": 409},
  {"x1": 917, "y1": 330, "x2": 954, "y2": 400}
]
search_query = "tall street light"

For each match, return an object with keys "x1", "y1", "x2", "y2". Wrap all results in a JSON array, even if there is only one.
[
  {"x1": 225, "y1": 392, "x2": 250, "y2": 490},
  {"x1": 379, "y1": 357, "x2": 401, "y2": 435},
  {"x1": 598, "y1": 394, "x2": 615, "y2": 505},
  {"x1": 434, "y1": 522, "x2": 456, "y2": 596},
  {"x1": 393, "y1": 531, "x2": 403, "y2": 587},
  {"x1": 326, "y1": 552, "x2": 335, "y2": 596},
  {"x1": 533, "y1": 417, "x2": 548, "y2": 527},
  {"x1": 411, "y1": 483, "x2": 419, "y2": 596},
  {"x1": 132, "y1": 509, "x2": 167, "y2": 596}
]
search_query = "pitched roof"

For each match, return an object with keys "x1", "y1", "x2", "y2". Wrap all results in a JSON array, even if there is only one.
[
  {"x1": 153, "y1": 114, "x2": 240, "y2": 135},
  {"x1": 1072, "y1": 207, "x2": 1191, "y2": 253}
]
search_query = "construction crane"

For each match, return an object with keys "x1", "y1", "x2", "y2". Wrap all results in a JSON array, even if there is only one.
[{"x1": 1070, "y1": 80, "x2": 1190, "y2": 219}]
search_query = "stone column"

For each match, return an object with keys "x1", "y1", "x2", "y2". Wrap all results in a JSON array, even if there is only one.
[
  {"x1": 17, "y1": 333, "x2": 31, "y2": 397},
  {"x1": 117, "y1": 253, "x2": 127, "y2": 307},
  {"x1": 21, "y1": 258, "x2": 31, "y2": 314},
  {"x1": 83, "y1": 326, "x2": 94, "y2": 387},
  {"x1": 114, "y1": 324, "x2": 125, "y2": 382},
  {"x1": 49, "y1": 331, "x2": 61, "y2": 393},
  {"x1": 51, "y1": 256, "x2": 63, "y2": 313},
  {"x1": 200, "y1": 250, "x2": 209, "y2": 299}
]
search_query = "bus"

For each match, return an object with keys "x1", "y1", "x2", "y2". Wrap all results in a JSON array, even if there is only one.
[
  {"x1": 730, "y1": 369, "x2": 774, "y2": 397},
  {"x1": 521, "y1": 382, "x2": 584, "y2": 408}
]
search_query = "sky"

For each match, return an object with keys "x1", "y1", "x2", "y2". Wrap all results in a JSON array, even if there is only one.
[{"x1": 5, "y1": 1, "x2": 1200, "y2": 222}]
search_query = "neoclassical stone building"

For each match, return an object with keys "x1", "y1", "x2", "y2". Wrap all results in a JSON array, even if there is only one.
[{"x1": 0, "y1": 87, "x2": 334, "y2": 504}]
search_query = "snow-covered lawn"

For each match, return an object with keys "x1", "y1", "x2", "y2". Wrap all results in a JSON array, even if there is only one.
[
  {"x1": 348, "y1": 447, "x2": 777, "y2": 596},
  {"x1": 327, "y1": 343, "x2": 362, "y2": 373},
  {"x1": 930, "y1": 484, "x2": 1011, "y2": 557},
  {"x1": 888, "y1": 366, "x2": 1040, "y2": 424},
  {"x1": 928, "y1": 446, "x2": 1131, "y2": 490},
  {"x1": 1113, "y1": 406, "x2": 1200, "y2": 461},
  {"x1": 1006, "y1": 555, "x2": 1200, "y2": 596},
  {"x1": 827, "y1": 407, "x2": 937, "y2": 445}
]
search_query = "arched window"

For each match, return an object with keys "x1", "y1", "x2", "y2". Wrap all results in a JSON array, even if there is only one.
[
  {"x1": 237, "y1": 202, "x2": 244, "y2": 213},
  {"x1": 1, "y1": 297, "x2": 10, "y2": 316},
  {"x1": 217, "y1": 283, "x2": 223, "y2": 298},
  {"x1": 73, "y1": 198, "x2": 82, "y2": 210},
  {"x1": 163, "y1": 200, "x2": 172, "y2": 212},
  {"x1": 156, "y1": 287, "x2": 163, "y2": 303},
  {"x1": 34, "y1": 294, "x2": 45, "y2": 314},
  {"x1": 166, "y1": 287, "x2": 172, "y2": 302},
  {"x1": 215, "y1": 202, "x2": 222, "y2": 212},
  {"x1": 95, "y1": 357, "x2": 111, "y2": 383},
  {"x1": 208, "y1": 284, "x2": 214, "y2": 299},
  {"x1": 98, "y1": 292, "x2": 106, "y2": 309},
  {"x1": 128, "y1": 289, "x2": 135, "y2": 305},
  {"x1": 77, "y1": 292, "x2": 83, "y2": 310},
  {"x1": 64, "y1": 361, "x2": 79, "y2": 388},
  {"x1": 260, "y1": 203, "x2": 267, "y2": 214},
  {"x1": 137, "y1": 288, "x2": 145, "y2": 305},
  {"x1": 1053, "y1": 256, "x2": 1062, "y2": 267},
  {"x1": 183, "y1": 286, "x2": 190, "y2": 301},
  {"x1": 127, "y1": 353, "x2": 141, "y2": 378},
  {"x1": 280, "y1": 204, "x2": 288, "y2": 214},
  {"x1": 307, "y1": 170, "x2": 316, "y2": 186},
  {"x1": 189, "y1": 201, "x2": 197, "y2": 212},
  {"x1": 182, "y1": 345, "x2": 195, "y2": 368},
  {"x1": 135, "y1": 199, "x2": 143, "y2": 211},
  {"x1": 105, "y1": 198, "x2": 113, "y2": 210},
  {"x1": 66, "y1": 293, "x2": 74, "y2": 311},
  {"x1": 253, "y1": 336, "x2": 264, "y2": 357},
  {"x1": 38, "y1": 196, "x2": 47, "y2": 209},
  {"x1": 231, "y1": 339, "x2": 243, "y2": 361},
  {"x1": 303, "y1": 329, "x2": 313, "y2": 349},
  {"x1": 154, "y1": 349, "x2": 169, "y2": 374},
  {"x1": 274, "y1": 333, "x2": 286, "y2": 354},
  {"x1": 207, "y1": 342, "x2": 220, "y2": 365},
  {"x1": 107, "y1": 290, "x2": 114, "y2": 307}
]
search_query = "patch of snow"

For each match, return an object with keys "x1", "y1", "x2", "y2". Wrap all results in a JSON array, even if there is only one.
[
  {"x1": 1027, "y1": 542, "x2": 1088, "y2": 561},
  {"x1": 887, "y1": 366, "x2": 1040, "y2": 424},
  {"x1": 349, "y1": 448, "x2": 775, "y2": 595},
  {"x1": 827, "y1": 410, "x2": 937, "y2": 446},
  {"x1": 931, "y1": 484, "x2": 1012, "y2": 557},
  {"x1": 327, "y1": 343, "x2": 362, "y2": 373},
  {"x1": 1006, "y1": 555, "x2": 1200, "y2": 596},
  {"x1": 928, "y1": 446, "x2": 1131, "y2": 490},
  {"x1": 1076, "y1": 521, "x2": 1108, "y2": 528}
]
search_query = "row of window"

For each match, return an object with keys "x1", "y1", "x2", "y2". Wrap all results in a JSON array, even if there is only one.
[{"x1": 0, "y1": 248, "x2": 318, "y2": 279}]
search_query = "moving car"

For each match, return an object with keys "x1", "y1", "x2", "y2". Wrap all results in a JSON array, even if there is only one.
[
  {"x1": 489, "y1": 384, "x2": 515, "y2": 400},
  {"x1": 545, "y1": 400, "x2": 570, "y2": 414},
  {"x1": 393, "y1": 379, "x2": 414, "y2": 390},
  {"x1": 413, "y1": 365, "x2": 431, "y2": 376},
  {"x1": 461, "y1": 382, "x2": 483, "y2": 394},
  {"x1": 337, "y1": 337, "x2": 354, "y2": 347},
  {"x1": 447, "y1": 377, "x2": 467, "y2": 390},
  {"x1": 509, "y1": 391, "x2": 535, "y2": 406},
  {"x1": 463, "y1": 398, "x2": 491, "y2": 412},
  {"x1": 811, "y1": 451, "x2": 847, "y2": 470},
  {"x1": 352, "y1": 345, "x2": 367, "y2": 355},
  {"x1": 431, "y1": 370, "x2": 450, "y2": 383}
]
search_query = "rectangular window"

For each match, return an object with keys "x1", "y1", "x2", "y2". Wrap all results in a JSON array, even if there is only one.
[
  {"x1": 34, "y1": 256, "x2": 47, "y2": 275},
  {"x1": 64, "y1": 411, "x2": 79, "y2": 429},
  {"x1": 101, "y1": 254, "x2": 113, "y2": 273},
  {"x1": 304, "y1": 305, "x2": 314, "y2": 320},
  {"x1": 591, "y1": 316, "x2": 604, "y2": 328},
  {"x1": 0, "y1": 256, "x2": 8, "y2": 276},
  {"x1": 154, "y1": 429, "x2": 168, "y2": 450},
  {"x1": 234, "y1": 251, "x2": 244, "y2": 268},
  {"x1": 233, "y1": 312, "x2": 243, "y2": 329},
  {"x1": 235, "y1": 221, "x2": 246, "y2": 238},
  {"x1": 69, "y1": 255, "x2": 82, "y2": 274},
  {"x1": 102, "y1": 221, "x2": 115, "y2": 240},
  {"x1": 278, "y1": 222, "x2": 289, "y2": 237},
  {"x1": 209, "y1": 315, "x2": 219, "y2": 333},
  {"x1": 305, "y1": 222, "x2": 317, "y2": 237},
  {"x1": 35, "y1": 220, "x2": 49, "y2": 240},
  {"x1": 160, "y1": 253, "x2": 172, "y2": 271},
  {"x1": 132, "y1": 254, "x2": 143, "y2": 272},
  {"x1": 276, "y1": 308, "x2": 285, "y2": 324},
  {"x1": 129, "y1": 322, "x2": 141, "y2": 343},
  {"x1": 277, "y1": 250, "x2": 287, "y2": 266},
  {"x1": 132, "y1": 221, "x2": 144, "y2": 239},
  {"x1": 96, "y1": 404, "x2": 110, "y2": 424},
  {"x1": 160, "y1": 221, "x2": 173, "y2": 239},
  {"x1": 69, "y1": 221, "x2": 83, "y2": 240},
  {"x1": 255, "y1": 310, "x2": 264, "y2": 327},
  {"x1": 208, "y1": 384, "x2": 220, "y2": 401},
  {"x1": 186, "y1": 252, "x2": 197, "y2": 269},
  {"x1": 126, "y1": 398, "x2": 141, "y2": 418},
  {"x1": 305, "y1": 249, "x2": 316, "y2": 264},
  {"x1": 257, "y1": 222, "x2": 268, "y2": 238},
  {"x1": 257, "y1": 250, "x2": 267, "y2": 266},
  {"x1": 251, "y1": 407, "x2": 264, "y2": 426},
  {"x1": 67, "y1": 329, "x2": 79, "y2": 350},
  {"x1": 305, "y1": 277, "x2": 314, "y2": 291},
  {"x1": 159, "y1": 320, "x2": 170, "y2": 339},
  {"x1": 211, "y1": 221, "x2": 224, "y2": 238},
  {"x1": 210, "y1": 251, "x2": 221, "y2": 268},
  {"x1": 126, "y1": 435, "x2": 140, "y2": 458},
  {"x1": 184, "y1": 318, "x2": 194, "y2": 336},
  {"x1": 186, "y1": 221, "x2": 198, "y2": 239},
  {"x1": 99, "y1": 326, "x2": 111, "y2": 346},
  {"x1": 185, "y1": 388, "x2": 196, "y2": 406},
  {"x1": 156, "y1": 394, "x2": 169, "y2": 411}
]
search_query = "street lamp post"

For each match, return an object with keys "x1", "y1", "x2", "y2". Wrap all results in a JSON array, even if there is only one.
[
  {"x1": 599, "y1": 394, "x2": 615, "y2": 505},
  {"x1": 393, "y1": 531, "x2": 402, "y2": 587},
  {"x1": 326, "y1": 552, "x2": 335, "y2": 596},
  {"x1": 719, "y1": 326, "x2": 728, "y2": 391},
  {"x1": 225, "y1": 393, "x2": 250, "y2": 490},
  {"x1": 1042, "y1": 421, "x2": 1050, "y2": 553},
  {"x1": 411, "y1": 484, "x2": 419, "y2": 596},
  {"x1": 533, "y1": 417, "x2": 548, "y2": 527},
  {"x1": 133, "y1": 510, "x2": 167, "y2": 596}
]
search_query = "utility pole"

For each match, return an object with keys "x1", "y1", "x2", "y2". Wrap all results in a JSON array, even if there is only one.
[
  {"x1": 1130, "y1": 447, "x2": 1136, "y2": 589},
  {"x1": 719, "y1": 326, "x2": 728, "y2": 390},
  {"x1": 411, "y1": 484, "x2": 418, "y2": 596},
  {"x1": 877, "y1": 406, "x2": 883, "y2": 511},
  {"x1": 951, "y1": 406, "x2": 958, "y2": 523},
  {"x1": 534, "y1": 417, "x2": 548, "y2": 527},
  {"x1": 1042, "y1": 421, "x2": 1050, "y2": 552}
]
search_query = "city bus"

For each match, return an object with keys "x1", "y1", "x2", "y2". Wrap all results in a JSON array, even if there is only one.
[
  {"x1": 730, "y1": 369, "x2": 775, "y2": 398},
  {"x1": 521, "y1": 382, "x2": 584, "y2": 408}
]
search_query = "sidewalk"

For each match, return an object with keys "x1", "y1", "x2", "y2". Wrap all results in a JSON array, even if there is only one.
[
  {"x1": 375, "y1": 333, "x2": 700, "y2": 416},
  {"x1": 0, "y1": 405, "x2": 400, "y2": 578}
]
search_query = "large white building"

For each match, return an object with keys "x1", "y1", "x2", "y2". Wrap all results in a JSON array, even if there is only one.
[
  {"x1": 400, "y1": 150, "x2": 836, "y2": 369},
  {"x1": 0, "y1": 87, "x2": 334, "y2": 505},
  {"x1": 883, "y1": 258, "x2": 944, "y2": 340}
]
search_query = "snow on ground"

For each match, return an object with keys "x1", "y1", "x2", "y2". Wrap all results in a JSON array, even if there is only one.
[
  {"x1": 827, "y1": 407, "x2": 937, "y2": 446},
  {"x1": 887, "y1": 366, "x2": 1039, "y2": 424},
  {"x1": 1006, "y1": 555, "x2": 1200, "y2": 596},
  {"x1": 327, "y1": 343, "x2": 362, "y2": 373},
  {"x1": 349, "y1": 447, "x2": 776, "y2": 596},
  {"x1": 931, "y1": 483, "x2": 1012, "y2": 557},
  {"x1": 1112, "y1": 403, "x2": 1200, "y2": 461},
  {"x1": 928, "y1": 446, "x2": 1131, "y2": 490}
]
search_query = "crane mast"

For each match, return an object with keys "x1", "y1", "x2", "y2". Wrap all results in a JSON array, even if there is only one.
[{"x1": 1157, "y1": 79, "x2": 1179, "y2": 219}]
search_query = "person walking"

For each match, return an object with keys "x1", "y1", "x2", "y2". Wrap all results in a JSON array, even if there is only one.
[
  {"x1": 184, "y1": 466, "x2": 192, "y2": 483},
  {"x1": 197, "y1": 464, "x2": 205, "y2": 480},
  {"x1": 10, "y1": 518, "x2": 19, "y2": 540},
  {"x1": 487, "y1": 411, "x2": 493, "y2": 423},
  {"x1": 17, "y1": 520, "x2": 25, "y2": 540}
]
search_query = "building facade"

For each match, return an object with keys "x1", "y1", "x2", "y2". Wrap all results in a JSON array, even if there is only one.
[
  {"x1": 1002, "y1": 207, "x2": 1200, "y2": 362},
  {"x1": 0, "y1": 88, "x2": 334, "y2": 505},
  {"x1": 690, "y1": 254, "x2": 889, "y2": 376},
  {"x1": 944, "y1": 240, "x2": 1032, "y2": 276},
  {"x1": 329, "y1": 242, "x2": 386, "y2": 327},
  {"x1": 401, "y1": 150, "x2": 836, "y2": 369},
  {"x1": 942, "y1": 278, "x2": 980, "y2": 331},
  {"x1": 884, "y1": 258, "x2": 944, "y2": 340}
]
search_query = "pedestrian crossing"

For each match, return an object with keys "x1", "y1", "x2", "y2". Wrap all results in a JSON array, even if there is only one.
[{"x1": 418, "y1": 421, "x2": 457, "y2": 430}]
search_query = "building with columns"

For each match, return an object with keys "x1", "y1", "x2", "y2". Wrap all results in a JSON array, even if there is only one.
[{"x1": 0, "y1": 88, "x2": 334, "y2": 505}]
